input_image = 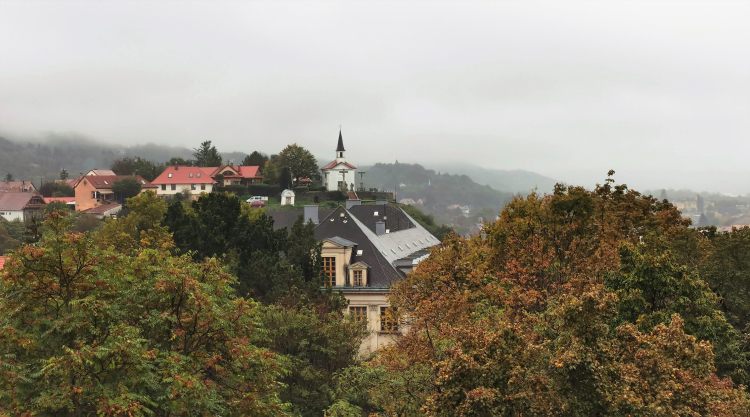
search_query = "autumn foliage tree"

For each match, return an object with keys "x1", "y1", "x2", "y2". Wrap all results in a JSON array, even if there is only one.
[
  {"x1": 332, "y1": 172, "x2": 750, "y2": 415},
  {"x1": 0, "y1": 213, "x2": 287, "y2": 415}
]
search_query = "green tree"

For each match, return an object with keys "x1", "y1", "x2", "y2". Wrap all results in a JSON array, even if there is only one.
[
  {"x1": 166, "y1": 156, "x2": 193, "y2": 166},
  {"x1": 606, "y1": 244, "x2": 748, "y2": 384},
  {"x1": 698, "y1": 194, "x2": 705, "y2": 213},
  {"x1": 43, "y1": 201, "x2": 71, "y2": 214},
  {"x1": 132, "y1": 156, "x2": 166, "y2": 182},
  {"x1": 660, "y1": 188, "x2": 667, "y2": 200},
  {"x1": 0, "y1": 220, "x2": 22, "y2": 255},
  {"x1": 4, "y1": 173, "x2": 13, "y2": 181},
  {"x1": 264, "y1": 160, "x2": 279, "y2": 184},
  {"x1": 0, "y1": 214, "x2": 287, "y2": 415},
  {"x1": 699, "y1": 212, "x2": 709, "y2": 227},
  {"x1": 112, "y1": 178, "x2": 142, "y2": 200},
  {"x1": 277, "y1": 144, "x2": 321, "y2": 183},
  {"x1": 38, "y1": 182, "x2": 75, "y2": 197},
  {"x1": 59, "y1": 168, "x2": 69, "y2": 180},
  {"x1": 110, "y1": 156, "x2": 135, "y2": 175},
  {"x1": 193, "y1": 140, "x2": 223, "y2": 167},
  {"x1": 243, "y1": 151, "x2": 269, "y2": 167},
  {"x1": 279, "y1": 166, "x2": 293, "y2": 191},
  {"x1": 700, "y1": 226, "x2": 750, "y2": 331}
]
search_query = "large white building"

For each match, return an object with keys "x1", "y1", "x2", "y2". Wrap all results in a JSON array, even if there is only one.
[{"x1": 321, "y1": 130, "x2": 358, "y2": 192}]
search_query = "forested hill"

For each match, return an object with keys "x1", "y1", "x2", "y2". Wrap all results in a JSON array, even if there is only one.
[
  {"x1": 0, "y1": 136, "x2": 235, "y2": 185},
  {"x1": 360, "y1": 162, "x2": 515, "y2": 221}
]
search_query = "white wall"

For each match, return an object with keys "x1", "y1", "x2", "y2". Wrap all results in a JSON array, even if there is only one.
[
  {"x1": 324, "y1": 168, "x2": 357, "y2": 191},
  {"x1": 155, "y1": 183, "x2": 214, "y2": 197},
  {"x1": 0, "y1": 210, "x2": 23, "y2": 222}
]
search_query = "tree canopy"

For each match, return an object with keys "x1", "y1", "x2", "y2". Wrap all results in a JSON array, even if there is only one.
[
  {"x1": 112, "y1": 177, "x2": 142, "y2": 200},
  {"x1": 331, "y1": 173, "x2": 750, "y2": 415},
  {"x1": 277, "y1": 144, "x2": 321, "y2": 183},
  {"x1": 242, "y1": 151, "x2": 269, "y2": 167},
  {"x1": 193, "y1": 140, "x2": 223, "y2": 167}
]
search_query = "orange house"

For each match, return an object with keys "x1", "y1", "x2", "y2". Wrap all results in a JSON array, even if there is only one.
[{"x1": 74, "y1": 175, "x2": 157, "y2": 212}]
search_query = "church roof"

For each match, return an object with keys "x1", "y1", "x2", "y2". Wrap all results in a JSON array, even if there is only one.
[
  {"x1": 322, "y1": 160, "x2": 357, "y2": 170},
  {"x1": 336, "y1": 130, "x2": 345, "y2": 152}
]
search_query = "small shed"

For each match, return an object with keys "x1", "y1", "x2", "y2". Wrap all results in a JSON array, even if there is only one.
[{"x1": 281, "y1": 189, "x2": 295, "y2": 206}]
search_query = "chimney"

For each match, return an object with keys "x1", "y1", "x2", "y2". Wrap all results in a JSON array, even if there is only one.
[
  {"x1": 346, "y1": 199, "x2": 361, "y2": 210},
  {"x1": 376, "y1": 199, "x2": 387, "y2": 206},
  {"x1": 175, "y1": 165, "x2": 178, "y2": 170},
  {"x1": 375, "y1": 220, "x2": 386, "y2": 236},
  {"x1": 304, "y1": 205, "x2": 319, "y2": 224}
]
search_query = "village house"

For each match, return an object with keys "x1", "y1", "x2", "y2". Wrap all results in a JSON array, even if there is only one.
[
  {"x1": 268, "y1": 200, "x2": 438, "y2": 354},
  {"x1": 151, "y1": 163, "x2": 263, "y2": 199},
  {"x1": 151, "y1": 166, "x2": 217, "y2": 198},
  {"x1": 74, "y1": 175, "x2": 157, "y2": 212},
  {"x1": 0, "y1": 180, "x2": 36, "y2": 193},
  {"x1": 0, "y1": 192, "x2": 47, "y2": 222}
]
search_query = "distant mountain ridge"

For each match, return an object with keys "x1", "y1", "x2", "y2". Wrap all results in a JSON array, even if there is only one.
[{"x1": 432, "y1": 163, "x2": 558, "y2": 194}]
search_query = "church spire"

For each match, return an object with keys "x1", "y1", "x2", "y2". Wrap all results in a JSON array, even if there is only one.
[{"x1": 336, "y1": 129, "x2": 345, "y2": 152}]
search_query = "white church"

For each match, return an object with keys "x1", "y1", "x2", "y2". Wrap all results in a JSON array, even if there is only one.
[{"x1": 321, "y1": 130, "x2": 358, "y2": 192}]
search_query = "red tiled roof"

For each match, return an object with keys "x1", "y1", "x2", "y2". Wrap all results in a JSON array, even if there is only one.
[
  {"x1": 77, "y1": 175, "x2": 157, "y2": 190},
  {"x1": 238, "y1": 166, "x2": 262, "y2": 178},
  {"x1": 151, "y1": 166, "x2": 217, "y2": 185},
  {"x1": 0, "y1": 192, "x2": 46, "y2": 211},
  {"x1": 44, "y1": 197, "x2": 76, "y2": 204},
  {"x1": 322, "y1": 160, "x2": 357, "y2": 170}
]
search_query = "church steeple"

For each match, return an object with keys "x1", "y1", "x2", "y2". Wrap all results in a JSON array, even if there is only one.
[
  {"x1": 336, "y1": 129, "x2": 345, "y2": 160},
  {"x1": 336, "y1": 129, "x2": 345, "y2": 152}
]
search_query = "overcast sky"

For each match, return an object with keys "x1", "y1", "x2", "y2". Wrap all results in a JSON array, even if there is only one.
[{"x1": 1, "y1": 0, "x2": 748, "y2": 194}]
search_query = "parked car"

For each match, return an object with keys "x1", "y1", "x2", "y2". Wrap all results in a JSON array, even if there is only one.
[
  {"x1": 246, "y1": 196, "x2": 268, "y2": 203},
  {"x1": 250, "y1": 201, "x2": 265, "y2": 208}
]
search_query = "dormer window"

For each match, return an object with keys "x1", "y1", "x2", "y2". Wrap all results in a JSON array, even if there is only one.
[
  {"x1": 189, "y1": 173, "x2": 194, "y2": 178},
  {"x1": 168, "y1": 173, "x2": 172, "y2": 178},
  {"x1": 197, "y1": 172, "x2": 201, "y2": 178}
]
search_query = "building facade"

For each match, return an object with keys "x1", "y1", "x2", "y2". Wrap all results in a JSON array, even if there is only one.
[
  {"x1": 268, "y1": 202, "x2": 439, "y2": 354},
  {"x1": 74, "y1": 175, "x2": 157, "y2": 211},
  {"x1": 0, "y1": 192, "x2": 47, "y2": 221}
]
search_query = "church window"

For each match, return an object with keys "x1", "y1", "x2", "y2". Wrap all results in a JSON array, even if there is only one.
[
  {"x1": 380, "y1": 307, "x2": 398, "y2": 332},
  {"x1": 353, "y1": 270, "x2": 363, "y2": 286},
  {"x1": 322, "y1": 257, "x2": 336, "y2": 286}
]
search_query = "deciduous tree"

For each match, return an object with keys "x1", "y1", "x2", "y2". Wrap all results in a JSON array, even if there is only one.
[{"x1": 278, "y1": 144, "x2": 321, "y2": 183}]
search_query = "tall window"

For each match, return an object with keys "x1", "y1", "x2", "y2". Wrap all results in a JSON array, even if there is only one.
[
  {"x1": 380, "y1": 307, "x2": 398, "y2": 332},
  {"x1": 349, "y1": 306, "x2": 367, "y2": 328},
  {"x1": 161, "y1": 184, "x2": 166, "y2": 190},
  {"x1": 200, "y1": 184, "x2": 206, "y2": 190},
  {"x1": 352, "y1": 270, "x2": 363, "y2": 286},
  {"x1": 191, "y1": 184, "x2": 196, "y2": 190},
  {"x1": 171, "y1": 184, "x2": 176, "y2": 190},
  {"x1": 322, "y1": 257, "x2": 336, "y2": 286}
]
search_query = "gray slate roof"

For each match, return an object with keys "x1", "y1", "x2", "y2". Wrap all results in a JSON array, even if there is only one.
[{"x1": 268, "y1": 204, "x2": 439, "y2": 288}]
